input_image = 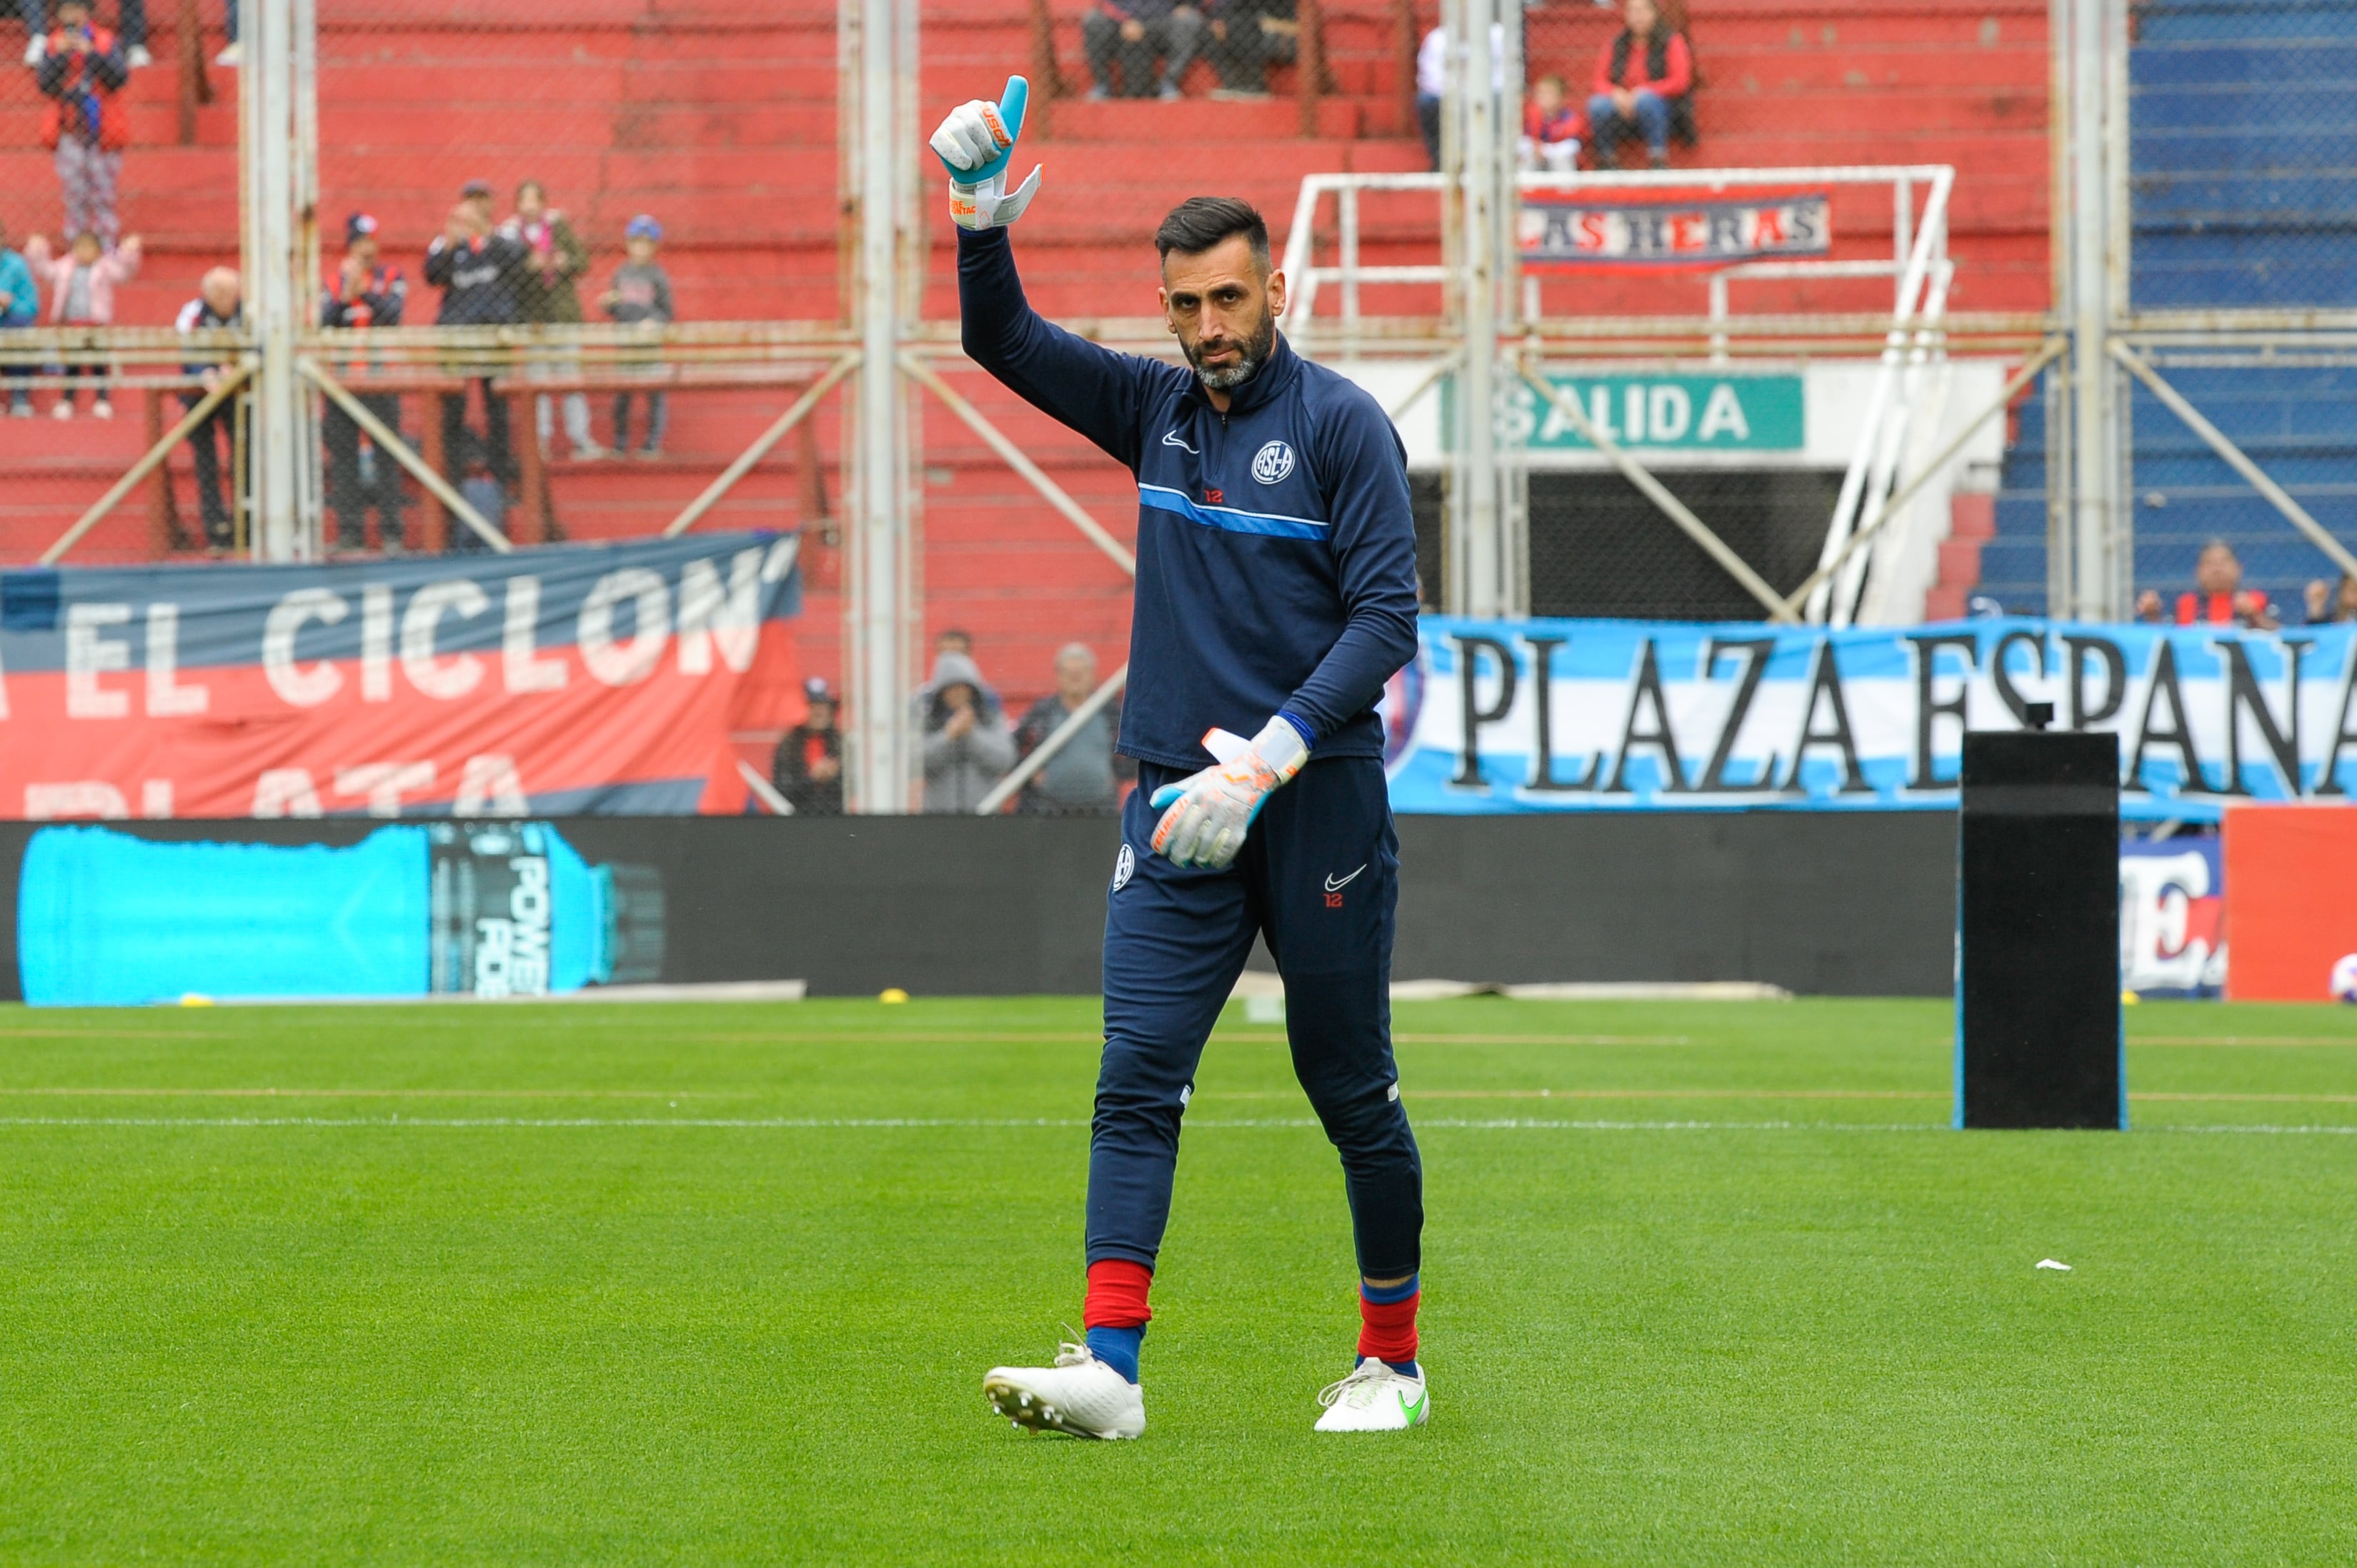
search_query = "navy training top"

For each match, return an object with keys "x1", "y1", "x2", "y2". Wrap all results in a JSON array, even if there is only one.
[{"x1": 958, "y1": 226, "x2": 1421, "y2": 772}]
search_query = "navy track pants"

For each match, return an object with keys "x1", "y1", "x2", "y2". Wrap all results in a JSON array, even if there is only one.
[{"x1": 1087, "y1": 756, "x2": 1423, "y2": 1280}]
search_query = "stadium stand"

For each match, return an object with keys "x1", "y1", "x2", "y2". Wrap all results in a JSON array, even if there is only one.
[
  {"x1": 1522, "y1": 0, "x2": 2050, "y2": 316},
  {"x1": 1920, "y1": 491, "x2": 1996, "y2": 623},
  {"x1": 961, "y1": 0, "x2": 2053, "y2": 642},
  {"x1": 1976, "y1": 0, "x2": 2357, "y2": 616},
  {"x1": 0, "y1": 0, "x2": 2053, "y2": 681}
]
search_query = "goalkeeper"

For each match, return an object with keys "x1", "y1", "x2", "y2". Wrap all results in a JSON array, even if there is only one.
[{"x1": 937, "y1": 80, "x2": 1428, "y2": 1439}]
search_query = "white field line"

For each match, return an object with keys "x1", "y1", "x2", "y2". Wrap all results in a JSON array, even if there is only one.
[
  {"x1": 0, "y1": 1116, "x2": 2351, "y2": 1135},
  {"x1": 0, "y1": 1087, "x2": 2344, "y2": 1105}
]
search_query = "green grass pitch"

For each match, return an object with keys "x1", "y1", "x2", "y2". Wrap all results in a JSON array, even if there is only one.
[{"x1": 0, "y1": 994, "x2": 2351, "y2": 1563}]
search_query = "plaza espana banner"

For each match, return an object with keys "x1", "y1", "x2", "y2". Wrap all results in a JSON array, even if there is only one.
[
  {"x1": 1380, "y1": 618, "x2": 2357, "y2": 825},
  {"x1": 0, "y1": 533, "x2": 803, "y2": 820}
]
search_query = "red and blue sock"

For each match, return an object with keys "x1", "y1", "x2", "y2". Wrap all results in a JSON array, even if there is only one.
[
  {"x1": 1358, "y1": 1272, "x2": 1420, "y2": 1378},
  {"x1": 1083, "y1": 1257, "x2": 1151, "y2": 1384}
]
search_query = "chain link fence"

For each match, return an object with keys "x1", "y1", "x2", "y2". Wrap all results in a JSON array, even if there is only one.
[
  {"x1": 1525, "y1": 466, "x2": 1836, "y2": 618},
  {"x1": 296, "y1": 0, "x2": 849, "y2": 798},
  {"x1": 2118, "y1": 0, "x2": 2357, "y2": 632},
  {"x1": 0, "y1": 0, "x2": 240, "y2": 563},
  {"x1": 2129, "y1": 0, "x2": 2356, "y2": 311}
]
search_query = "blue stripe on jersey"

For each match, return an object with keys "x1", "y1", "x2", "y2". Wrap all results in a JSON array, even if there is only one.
[{"x1": 1137, "y1": 484, "x2": 1328, "y2": 541}]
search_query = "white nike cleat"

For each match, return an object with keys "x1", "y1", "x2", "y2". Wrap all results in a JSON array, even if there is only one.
[
  {"x1": 1314, "y1": 1356, "x2": 1431, "y2": 1432},
  {"x1": 984, "y1": 1340, "x2": 1146, "y2": 1439}
]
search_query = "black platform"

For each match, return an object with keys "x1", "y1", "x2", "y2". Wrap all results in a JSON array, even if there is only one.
[{"x1": 1955, "y1": 730, "x2": 2123, "y2": 1129}]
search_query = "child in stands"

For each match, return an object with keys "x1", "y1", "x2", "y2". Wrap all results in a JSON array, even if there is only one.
[
  {"x1": 599, "y1": 215, "x2": 675, "y2": 459},
  {"x1": 24, "y1": 228, "x2": 139, "y2": 418},
  {"x1": 34, "y1": 0, "x2": 130, "y2": 246},
  {"x1": 454, "y1": 453, "x2": 508, "y2": 553},
  {"x1": 0, "y1": 218, "x2": 37, "y2": 417},
  {"x1": 1520, "y1": 74, "x2": 1581, "y2": 173}
]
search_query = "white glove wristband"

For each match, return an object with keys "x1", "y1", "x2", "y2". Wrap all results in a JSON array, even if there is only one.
[
  {"x1": 1247, "y1": 715, "x2": 1309, "y2": 783},
  {"x1": 948, "y1": 166, "x2": 1042, "y2": 232}
]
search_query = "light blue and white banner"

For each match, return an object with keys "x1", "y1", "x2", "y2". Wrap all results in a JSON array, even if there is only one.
[{"x1": 1381, "y1": 618, "x2": 2357, "y2": 824}]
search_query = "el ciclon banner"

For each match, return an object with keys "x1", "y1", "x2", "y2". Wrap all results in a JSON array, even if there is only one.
[
  {"x1": 0, "y1": 532, "x2": 802, "y2": 820},
  {"x1": 1519, "y1": 189, "x2": 1832, "y2": 271},
  {"x1": 1383, "y1": 617, "x2": 2357, "y2": 825}
]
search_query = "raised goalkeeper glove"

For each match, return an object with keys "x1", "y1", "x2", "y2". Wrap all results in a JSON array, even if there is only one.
[
  {"x1": 1148, "y1": 716, "x2": 1310, "y2": 870},
  {"x1": 929, "y1": 74, "x2": 1043, "y2": 232}
]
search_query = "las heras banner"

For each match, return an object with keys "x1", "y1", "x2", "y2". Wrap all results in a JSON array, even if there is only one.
[
  {"x1": 0, "y1": 532, "x2": 803, "y2": 820},
  {"x1": 1382, "y1": 617, "x2": 2357, "y2": 825},
  {"x1": 1519, "y1": 189, "x2": 1832, "y2": 271}
]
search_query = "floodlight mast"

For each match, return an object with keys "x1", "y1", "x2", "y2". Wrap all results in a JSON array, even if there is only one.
[
  {"x1": 845, "y1": 0, "x2": 920, "y2": 812},
  {"x1": 2059, "y1": 0, "x2": 2129, "y2": 620},
  {"x1": 241, "y1": 0, "x2": 320, "y2": 558},
  {"x1": 1441, "y1": 0, "x2": 1524, "y2": 618}
]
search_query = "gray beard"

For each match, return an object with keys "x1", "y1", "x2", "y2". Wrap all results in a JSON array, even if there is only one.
[
  {"x1": 1185, "y1": 315, "x2": 1276, "y2": 392},
  {"x1": 1193, "y1": 354, "x2": 1262, "y2": 392}
]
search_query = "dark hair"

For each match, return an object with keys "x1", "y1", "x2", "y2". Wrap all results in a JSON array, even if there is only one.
[{"x1": 1154, "y1": 197, "x2": 1271, "y2": 270}]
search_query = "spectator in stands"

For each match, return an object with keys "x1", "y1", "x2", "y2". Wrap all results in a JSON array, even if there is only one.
[
  {"x1": 320, "y1": 212, "x2": 408, "y2": 553},
  {"x1": 1588, "y1": 0, "x2": 1693, "y2": 171},
  {"x1": 1205, "y1": 0, "x2": 1294, "y2": 101},
  {"x1": 772, "y1": 677, "x2": 844, "y2": 816},
  {"x1": 1414, "y1": 24, "x2": 1443, "y2": 171},
  {"x1": 2305, "y1": 573, "x2": 2357, "y2": 625},
  {"x1": 921, "y1": 648, "x2": 1014, "y2": 813},
  {"x1": 914, "y1": 627, "x2": 1005, "y2": 715},
  {"x1": 909, "y1": 627, "x2": 1004, "y2": 716},
  {"x1": 599, "y1": 214, "x2": 675, "y2": 459},
  {"x1": 1082, "y1": 0, "x2": 1204, "y2": 101},
  {"x1": 26, "y1": 227, "x2": 137, "y2": 418},
  {"x1": 1015, "y1": 643, "x2": 1134, "y2": 815},
  {"x1": 454, "y1": 454, "x2": 507, "y2": 552},
  {"x1": 504, "y1": 179, "x2": 601, "y2": 463},
  {"x1": 424, "y1": 187, "x2": 527, "y2": 489},
  {"x1": 2133, "y1": 539, "x2": 2278, "y2": 629},
  {"x1": 34, "y1": 0, "x2": 129, "y2": 246},
  {"x1": 175, "y1": 264, "x2": 241, "y2": 548},
  {"x1": 21, "y1": 0, "x2": 146, "y2": 66},
  {"x1": 1520, "y1": 72, "x2": 1581, "y2": 173},
  {"x1": 0, "y1": 218, "x2": 35, "y2": 418},
  {"x1": 1415, "y1": 21, "x2": 1512, "y2": 172}
]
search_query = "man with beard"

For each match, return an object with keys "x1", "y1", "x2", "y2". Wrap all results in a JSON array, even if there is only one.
[{"x1": 933, "y1": 79, "x2": 1428, "y2": 1440}]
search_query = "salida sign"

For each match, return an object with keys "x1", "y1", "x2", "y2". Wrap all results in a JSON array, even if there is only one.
[
  {"x1": 1504, "y1": 372, "x2": 1803, "y2": 452},
  {"x1": 1386, "y1": 617, "x2": 2357, "y2": 824},
  {"x1": 0, "y1": 533, "x2": 803, "y2": 820}
]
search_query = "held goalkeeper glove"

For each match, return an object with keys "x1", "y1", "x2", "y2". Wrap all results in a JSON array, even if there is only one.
[
  {"x1": 929, "y1": 74, "x2": 1043, "y2": 232},
  {"x1": 1148, "y1": 716, "x2": 1310, "y2": 870}
]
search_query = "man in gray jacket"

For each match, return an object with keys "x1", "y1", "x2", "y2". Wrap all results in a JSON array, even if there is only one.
[
  {"x1": 922, "y1": 648, "x2": 1016, "y2": 813},
  {"x1": 1015, "y1": 642, "x2": 1134, "y2": 814}
]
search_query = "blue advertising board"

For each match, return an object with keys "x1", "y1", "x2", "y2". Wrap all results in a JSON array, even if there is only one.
[{"x1": 1381, "y1": 618, "x2": 2357, "y2": 825}]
